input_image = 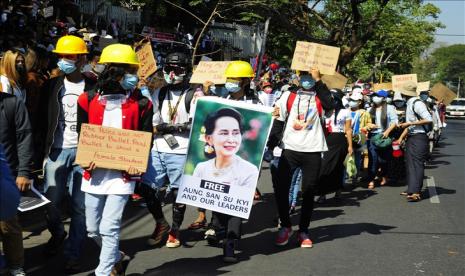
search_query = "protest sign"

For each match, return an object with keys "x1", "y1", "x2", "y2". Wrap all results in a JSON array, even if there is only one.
[
  {"x1": 373, "y1": 83, "x2": 393, "y2": 91},
  {"x1": 392, "y1": 74, "x2": 417, "y2": 91},
  {"x1": 321, "y1": 72, "x2": 348, "y2": 89},
  {"x1": 99, "y1": 38, "x2": 118, "y2": 49},
  {"x1": 18, "y1": 182, "x2": 50, "y2": 212},
  {"x1": 176, "y1": 97, "x2": 273, "y2": 219},
  {"x1": 291, "y1": 41, "x2": 340, "y2": 75},
  {"x1": 189, "y1": 61, "x2": 231, "y2": 84},
  {"x1": 136, "y1": 41, "x2": 157, "y2": 79},
  {"x1": 43, "y1": 6, "x2": 53, "y2": 18},
  {"x1": 430, "y1": 83, "x2": 457, "y2": 106},
  {"x1": 75, "y1": 124, "x2": 152, "y2": 172},
  {"x1": 416, "y1": 81, "x2": 430, "y2": 94}
]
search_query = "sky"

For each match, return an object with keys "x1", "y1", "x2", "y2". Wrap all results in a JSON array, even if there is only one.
[{"x1": 425, "y1": 0, "x2": 465, "y2": 45}]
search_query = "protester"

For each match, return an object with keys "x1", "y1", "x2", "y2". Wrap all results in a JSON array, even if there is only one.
[
  {"x1": 0, "y1": 90, "x2": 33, "y2": 276},
  {"x1": 76, "y1": 43, "x2": 153, "y2": 276},
  {"x1": 0, "y1": 49, "x2": 27, "y2": 102},
  {"x1": 271, "y1": 67, "x2": 333, "y2": 248},
  {"x1": 41, "y1": 35, "x2": 90, "y2": 273},
  {"x1": 398, "y1": 81, "x2": 433, "y2": 202}
]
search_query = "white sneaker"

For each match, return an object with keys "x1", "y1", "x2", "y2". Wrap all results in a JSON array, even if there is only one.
[{"x1": 9, "y1": 267, "x2": 26, "y2": 276}]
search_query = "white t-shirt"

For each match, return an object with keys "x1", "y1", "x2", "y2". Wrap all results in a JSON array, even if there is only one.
[
  {"x1": 152, "y1": 89, "x2": 196, "y2": 154},
  {"x1": 52, "y1": 78, "x2": 85, "y2": 149},
  {"x1": 0, "y1": 75, "x2": 26, "y2": 103},
  {"x1": 275, "y1": 91, "x2": 328, "y2": 152},
  {"x1": 81, "y1": 102, "x2": 135, "y2": 195},
  {"x1": 193, "y1": 155, "x2": 259, "y2": 188},
  {"x1": 325, "y1": 108, "x2": 351, "y2": 133}
]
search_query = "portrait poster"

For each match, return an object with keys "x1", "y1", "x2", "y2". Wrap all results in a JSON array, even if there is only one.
[{"x1": 176, "y1": 97, "x2": 273, "y2": 219}]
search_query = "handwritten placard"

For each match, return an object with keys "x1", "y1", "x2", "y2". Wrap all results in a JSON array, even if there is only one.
[
  {"x1": 392, "y1": 74, "x2": 417, "y2": 92},
  {"x1": 321, "y1": 72, "x2": 347, "y2": 89},
  {"x1": 189, "y1": 61, "x2": 231, "y2": 84},
  {"x1": 291, "y1": 41, "x2": 340, "y2": 75},
  {"x1": 430, "y1": 83, "x2": 457, "y2": 106},
  {"x1": 75, "y1": 124, "x2": 152, "y2": 172},
  {"x1": 136, "y1": 42, "x2": 157, "y2": 79},
  {"x1": 416, "y1": 81, "x2": 430, "y2": 94},
  {"x1": 373, "y1": 83, "x2": 393, "y2": 91},
  {"x1": 43, "y1": 6, "x2": 53, "y2": 18}
]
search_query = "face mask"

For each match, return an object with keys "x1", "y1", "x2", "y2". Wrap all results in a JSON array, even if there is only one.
[
  {"x1": 120, "y1": 73, "x2": 138, "y2": 90},
  {"x1": 57, "y1": 58, "x2": 77, "y2": 74},
  {"x1": 225, "y1": 81, "x2": 241, "y2": 93},
  {"x1": 264, "y1": 87, "x2": 273, "y2": 94},
  {"x1": 393, "y1": 101, "x2": 405, "y2": 108},
  {"x1": 94, "y1": 64, "x2": 106, "y2": 74},
  {"x1": 164, "y1": 72, "x2": 184, "y2": 85},
  {"x1": 419, "y1": 94, "x2": 429, "y2": 101},
  {"x1": 372, "y1": 96, "x2": 384, "y2": 105},
  {"x1": 300, "y1": 75, "x2": 315, "y2": 90},
  {"x1": 140, "y1": 86, "x2": 152, "y2": 100},
  {"x1": 386, "y1": 98, "x2": 393, "y2": 104},
  {"x1": 15, "y1": 64, "x2": 26, "y2": 75},
  {"x1": 349, "y1": 101, "x2": 359, "y2": 108}
]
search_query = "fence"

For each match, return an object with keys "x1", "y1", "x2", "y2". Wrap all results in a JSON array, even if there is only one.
[{"x1": 210, "y1": 22, "x2": 263, "y2": 58}]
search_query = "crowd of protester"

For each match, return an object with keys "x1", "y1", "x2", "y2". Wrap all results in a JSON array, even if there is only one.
[{"x1": 0, "y1": 4, "x2": 447, "y2": 276}]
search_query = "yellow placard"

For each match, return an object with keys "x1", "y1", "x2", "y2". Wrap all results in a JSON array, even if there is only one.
[
  {"x1": 189, "y1": 61, "x2": 231, "y2": 84},
  {"x1": 291, "y1": 41, "x2": 340, "y2": 75}
]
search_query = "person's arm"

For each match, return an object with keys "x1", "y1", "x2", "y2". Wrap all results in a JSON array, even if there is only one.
[
  {"x1": 311, "y1": 68, "x2": 333, "y2": 110},
  {"x1": 399, "y1": 101, "x2": 432, "y2": 128},
  {"x1": 14, "y1": 99, "x2": 34, "y2": 191},
  {"x1": 76, "y1": 93, "x2": 89, "y2": 135},
  {"x1": 396, "y1": 127, "x2": 409, "y2": 145},
  {"x1": 345, "y1": 118, "x2": 353, "y2": 155}
]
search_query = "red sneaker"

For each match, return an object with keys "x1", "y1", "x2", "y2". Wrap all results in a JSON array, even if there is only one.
[
  {"x1": 297, "y1": 232, "x2": 313, "y2": 248},
  {"x1": 275, "y1": 227, "x2": 293, "y2": 246}
]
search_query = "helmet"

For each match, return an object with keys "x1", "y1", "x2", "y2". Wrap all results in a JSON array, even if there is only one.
[
  {"x1": 224, "y1": 61, "x2": 255, "y2": 78},
  {"x1": 53, "y1": 35, "x2": 88, "y2": 55},
  {"x1": 165, "y1": 52, "x2": 189, "y2": 66},
  {"x1": 99, "y1": 44, "x2": 139, "y2": 66}
]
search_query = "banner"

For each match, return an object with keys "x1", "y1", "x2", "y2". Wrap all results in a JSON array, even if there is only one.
[
  {"x1": 176, "y1": 97, "x2": 273, "y2": 219},
  {"x1": 416, "y1": 81, "x2": 430, "y2": 94},
  {"x1": 373, "y1": 83, "x2": 393, "y2": 91},
  {"x1": 75, "y1": 124, "x2": 152, "y2": 172},
  {"x1": 291, "y1": 41, "x2": 340, "y2": 75},
  {"x1": 189, "y1": 61, "x2": 231, "y2": 84},
  {"x1": 321, "y1": 72, "x2": 348, "y2": 89},
  {"x1": 136, "y1": 41, "x2": 157, "y2": 79},
  {"x1": 430, "y1": 83, "x2": 457, "y2": 106},
  {"x1": 392, "y1": 74, "x2": 417, "y2": 92}
]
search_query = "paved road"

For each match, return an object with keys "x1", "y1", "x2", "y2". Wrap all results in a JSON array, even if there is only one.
[{"x1": 21, "y1": 120, "x2": 465, "y2": 276}]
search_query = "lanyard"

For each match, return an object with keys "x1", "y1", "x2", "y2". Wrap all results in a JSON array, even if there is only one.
[
  {"x1": 167, "y1": 90, "x2": 185, "y2": 123},
  {"x1": 296, "y1": 95, "x2": 312, "y2": 121}
]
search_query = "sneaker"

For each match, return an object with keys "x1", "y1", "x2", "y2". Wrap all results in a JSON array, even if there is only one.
[
  {"x1": 275, "y1": 227, "x2": 293, "y2": 246},
  {"x1": 166, "y1": 230, "x2": 181, "y2": 248},
  {"x1": 297, "y1": 232, "x2": 313, "y2": 248},
  {"x1": 223, "y1": 239, "x2": 238, "y2": 263},
  {"x1": 64, "y1": 259, "x2": 81, "y2": 274},
  {"x1": 147, "y1": 220, "x2": 170, "y2": 247},
  {"x1": 110, "y1": 251, "x2": 128, "y2": 276},
  {"x1": 9, "y1": 267, "x2": 26, "y2": 276},
  {"x1": 44, "y1": 231, "x2": 67, "y2": 256},
  {"x1": 204, "y1": 228, "x2": 218, "y2": 246}
]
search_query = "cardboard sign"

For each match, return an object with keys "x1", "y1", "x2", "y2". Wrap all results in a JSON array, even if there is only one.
[
  {"x1": 373, "y1": 83, "x2": 393, "y2": 91},
  {"x1": 189, "y1": 61, "x2": 231, "y2": 84},
  {"x1": 99, "y1": 38, "x2": 118, "y2": 49},
  {"x1": 392, "y1": 74, "x2": 417, "y2": 92},
  {"x1": 291, "y1": 41, "x2": 340, "y2": 75},
  {"x1": 75, "y1": 124, "x2": 152, "y2": 172},
  {"x1": 43, "y1": 6, "x2": 53, "y2": 18},
  {"x1": 416, "y1": 81, "x2": 430, "y2": 94},
  {"x1": 176, "y1": 97, "x2": 273, "y2": 219},
  {"x1": 136, "y1": 42, "x2": 157, "y2": 79},
  {"x1": 430, "y1": 83, "x2": 457, "y2": 106},
  {"x1": 321, "y1": 72, "x2": 348, "y2": 89}
]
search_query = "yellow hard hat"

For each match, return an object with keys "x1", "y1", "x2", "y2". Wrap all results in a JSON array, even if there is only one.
[
  {"x1": 53, "y1": 35, "x2": 88, "y2": 55},
  {"x1": 99, "y1": 44, "x2": 139, "y2": 66},
  {"x1": 224, "y1": 61, "x2": 255, "y2": 78}
]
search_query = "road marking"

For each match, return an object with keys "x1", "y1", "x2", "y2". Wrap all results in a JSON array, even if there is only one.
[{"x1": 426, "y1": 176, "x2": 440, "y2": 203}]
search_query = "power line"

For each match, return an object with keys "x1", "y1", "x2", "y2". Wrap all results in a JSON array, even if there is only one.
[{"x1": 434, "y1": 34, "x2": 465, "y2": 36}]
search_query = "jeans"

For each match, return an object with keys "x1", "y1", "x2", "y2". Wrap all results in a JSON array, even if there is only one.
[
  {"x1": 405, "y1": 134, "x2": 429, "y2": 194},
  {"x1": 289, "y1": 168, "x2": 302, "y2": 206},
  {"x1": 367, "y1": 139, "x2": 391, "y2": 181},
  {"x1": 353, "y1": 147, "x2": 364, "y2": 176},
  {"x1": 44, "y1": 148, "x2": 86, "y2": 260},
  {"x1": 85, "y1": 193, "x2": 129, "y2": 276},
  {"x1": 0, "y1": 216, "x2": 23, "y2": 269},
  {"x1": 275, "y1": 150, "x2": 321, "y2": 233}
]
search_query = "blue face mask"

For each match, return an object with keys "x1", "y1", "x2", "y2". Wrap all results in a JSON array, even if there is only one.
[
  {"x1": 299, "y1": 75, "x2": 315, "y2": 90},
  {"x1": 225, "y1": 81, "x2": 241, "y2": 93},
  {"x1": 121, "y1": 74, "x2": 138, "y2": 90},
  {"x1": 419, "y1": 94, "x2": 429, "y2": 101},
  {"x1": 140, "y1": 86, "x2": 152, "y2": 100},
  {"x1": 57, "y1": 59, "x2": 77, "y2": 75},
  {"x1": 211, "y1": 85, "x2": 229, "y2": 97}
]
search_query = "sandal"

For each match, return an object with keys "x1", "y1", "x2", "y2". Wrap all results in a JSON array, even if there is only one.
[
  {"x1": 407, "y1": 194, "x2": 421, "y2": 202},
  {"x1": 188, "y1": 219, "x2": 207, "y2": 230},
  {"x1": 368, "y1": 182, "x2": 375, "y2": 189}
]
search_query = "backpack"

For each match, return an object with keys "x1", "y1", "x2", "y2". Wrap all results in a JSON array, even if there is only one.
[
  {"x1": 157, "y1": 86, "x2": 196, "y2": 114},
  {"x1": 412, "y1": 99, "x2": 433, "y2": 133}
]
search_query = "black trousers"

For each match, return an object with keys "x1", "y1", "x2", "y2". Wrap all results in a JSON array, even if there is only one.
[
  {"x1": 275, "y1": 149, "x2": 321, "y2": 233},
  {"x1": 405, "y1": 134, "x2": 429, "y2": 194},
  {"x1": 139, "y1": 184, "x2": 164, "y2": 221},
  {"x1": 211, "y1": 211, "x2": 241, "y2": 239}
]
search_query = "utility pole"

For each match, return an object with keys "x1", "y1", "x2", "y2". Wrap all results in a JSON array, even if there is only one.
[{"x1": 255, "y1": 17, "x2": 270, "y2": 81}]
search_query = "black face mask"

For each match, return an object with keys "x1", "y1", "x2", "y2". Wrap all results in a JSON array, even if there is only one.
[
  {"x1": 393, "y1": 101, "x2": 405, "y2": 108},
  {"x1": 16, "y1": 64, "x2": 26, "y2": 75}
]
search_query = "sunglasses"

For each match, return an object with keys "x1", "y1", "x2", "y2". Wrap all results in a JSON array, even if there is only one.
[{"x1": 163, "y1": 65, "x2": 186, "y2": 75}]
